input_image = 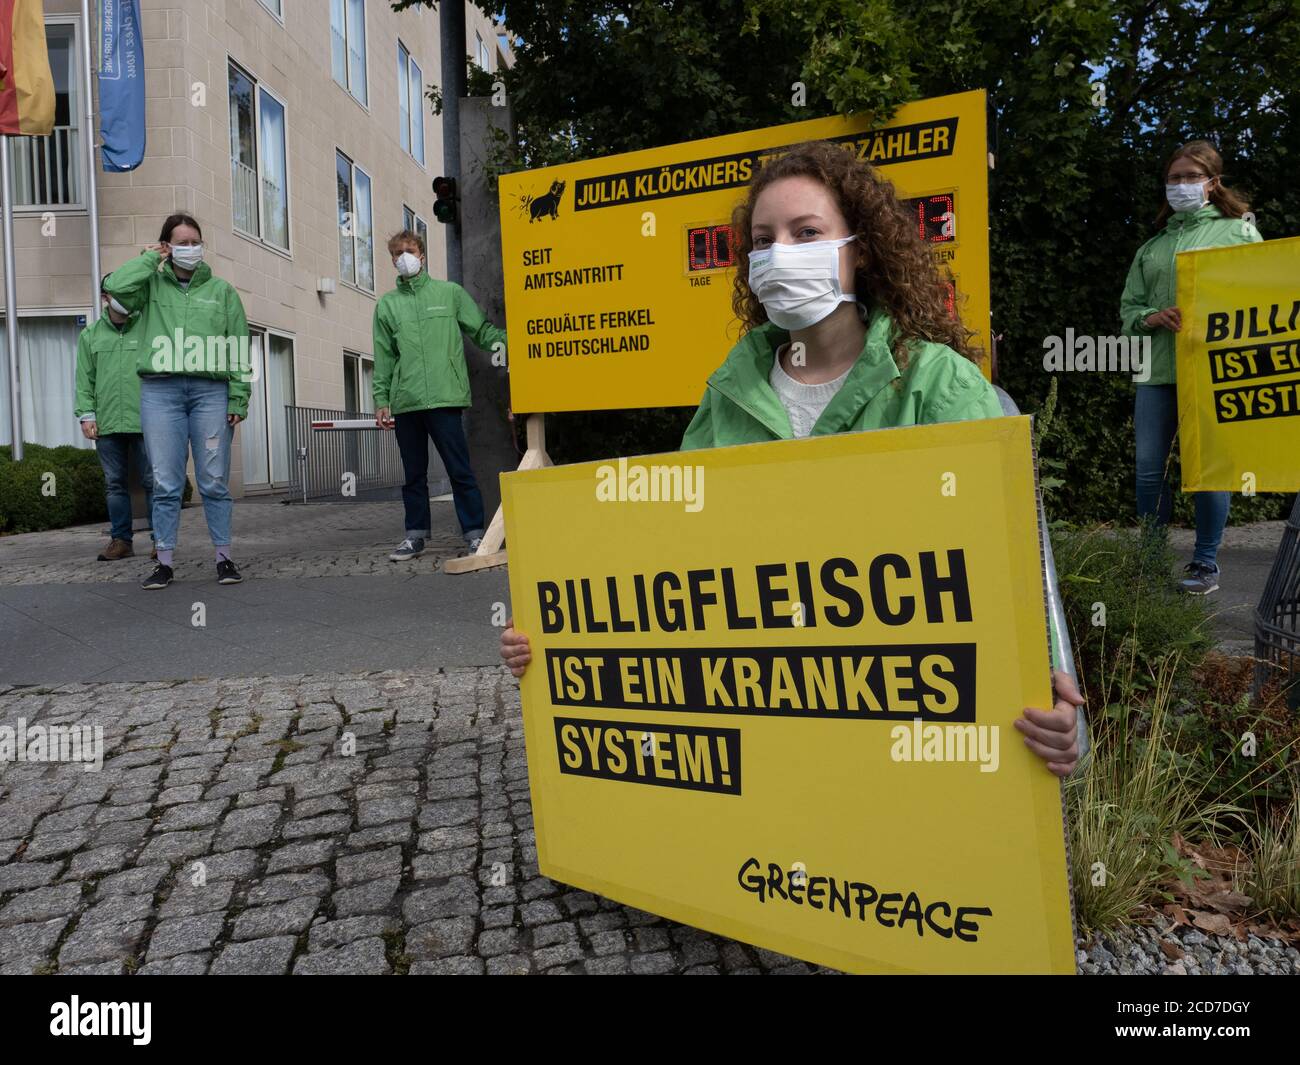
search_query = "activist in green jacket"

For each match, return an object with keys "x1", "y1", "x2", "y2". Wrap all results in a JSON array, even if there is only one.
[
  {"x1": 1120, "y1": 203, "x2": 1260, "y2": 387},
  {"x1": 682, "y1": 302, "x2": 1002, "y2": 448},
  {"x1": 74, "y1": 307, "x2": 148, "y2": 435},
  {"x1": 502, "y1": 140, "x2": 1084, "y2": 778},
  {"x1": 104, "y1": 248, "x2": 252, "y2": 419},
  {"x1": 372, "y1": 268, "x2": 507, "y2": 415}
]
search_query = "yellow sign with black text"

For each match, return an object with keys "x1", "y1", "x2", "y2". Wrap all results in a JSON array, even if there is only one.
[
  {"x1": 1176, "y1": 236, "x2": 1300, "y2": 492},
  {"x1": 501, "y1": 418, "x2": 1075, "y2": 974},
  {"x1": 500, "y1": 90, "x2": 990, "y2": 413}
]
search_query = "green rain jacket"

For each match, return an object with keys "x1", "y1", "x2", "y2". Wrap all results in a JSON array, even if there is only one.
[
  {"x1": 681, "y1": 303, "x2": 1002, "y2": 449},
  {"x1": 74, "y1": 313, "x2": 148, "y2": 435},
  {"x1": 1120, "y1": 205, "x2": 1261, "y2": 386},
  {"x1": 372, "y1": 270, "x2": 507, "y2": 414},
  {"x1": 103, "y1": 250, "x2": 252, "y2": 419}
]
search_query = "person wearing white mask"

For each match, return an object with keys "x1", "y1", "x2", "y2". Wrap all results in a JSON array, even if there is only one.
[
  {"x1": 372, "y1": 230, "x2": 508, "y2": 562},
  {"x1": 73, "y1": 277, "x2": 155, "y2": 561},
  {"x1": 1120, "y1": 140, "x2": 1261, "y2": 595},
  {"x1": 104, "y1": 214, "x2": 251, "y2": 590},
  {"x1": 500, "y1": 139, "x2": 1086, "y2": 778}
]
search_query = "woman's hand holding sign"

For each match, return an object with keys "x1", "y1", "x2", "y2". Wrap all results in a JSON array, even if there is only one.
[
  {"x1": 1015, "y1": 671, "x2": 1083, "y2": 777},
  {"x1": 501, "y1": 619, "x2": 531, "y2": 677},
  {"x1": 1144, "y1": 306, "x2": 1182, "y2": 332}
]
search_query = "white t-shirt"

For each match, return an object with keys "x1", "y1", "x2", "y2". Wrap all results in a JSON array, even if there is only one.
[{"x1": 769, "y1": 347, "x2": 853, "y2": 438}]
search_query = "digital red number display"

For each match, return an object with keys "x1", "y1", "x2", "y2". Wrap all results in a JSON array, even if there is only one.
[
  {"x1": 686, "y1": 223, "x2": 735, "y2": 272},
  {"x1": 902, "y1": 192, "x2": 957, "y2": 244}
]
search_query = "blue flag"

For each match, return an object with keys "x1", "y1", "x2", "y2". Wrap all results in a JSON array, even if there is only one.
[{"x1": 98, "y1": 0, "x2": 146, "y2": 172}]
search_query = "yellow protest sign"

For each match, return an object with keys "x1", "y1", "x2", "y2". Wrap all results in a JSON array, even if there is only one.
[
  {"x1": 499, "y1": 90, "x2": 990, "y2": 414},
  {"x1": 1176, "y1": 236, "x2": 1300, "y2": 492},
  {"x1": 501, "y1": 417, "x2": 1075, "y2": 974}
]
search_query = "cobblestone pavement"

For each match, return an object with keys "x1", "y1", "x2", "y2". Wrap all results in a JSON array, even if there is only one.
[
  {"x1": 0, "y1": 500, "x2": 467, "y2": 586},
  {"x1": 0, "y1": 668, "x2": 844, "y2": 975}
]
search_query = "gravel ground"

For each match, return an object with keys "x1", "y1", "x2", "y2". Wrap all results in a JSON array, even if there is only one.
[{"x1": 1077, "y1": 917, "x2": 1300, "y2": 975}]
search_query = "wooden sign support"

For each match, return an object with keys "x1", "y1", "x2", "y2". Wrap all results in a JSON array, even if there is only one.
[{"x1": 443, "y1": 413, "x2": 550, "y2": 574}]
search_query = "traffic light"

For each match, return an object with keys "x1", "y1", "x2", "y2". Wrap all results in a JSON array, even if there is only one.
[{"x1": 433, "y1": 176, "x2": 458, "y2": 224}]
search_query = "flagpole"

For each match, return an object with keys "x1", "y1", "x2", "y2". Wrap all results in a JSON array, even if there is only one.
[
  {"x1": 1, "y1": 134, "x2": 21, "y2": 462},
  {"x1": 80, "y1": 0, "x2": 101, "y2": 319}
]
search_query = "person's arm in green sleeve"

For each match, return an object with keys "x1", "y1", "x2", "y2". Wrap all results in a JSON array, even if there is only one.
[
  {"x1": 1119, "y1": 246, "x2": 1160, "y2": 336},
  {"x1": 74, "y1": 329, "x2": 96, "y2": 422},
  {"x1": 1231, "y1": 216, "x2": 1264, "y2": 245},
  {"x1": 225, "y1": 286, "x2": 251, "y2": 420},
  {"x1": 453, "y1": 284, "x2": 507, "y2": 354},
  {"x1": 103, "y1": 250, "x2": 161, "y2": 315},
  {"x1": 372, "y1": 303, "x2": 397, "y2": 412},
  {"x1": 930, "y1": 359, "x2": 1005, "y2": 424}
]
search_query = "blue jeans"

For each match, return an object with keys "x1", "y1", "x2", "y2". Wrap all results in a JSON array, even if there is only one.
[
  {"x1": 393, "y1": 407, "x2": 485, "y2": 539},
  {"x1": 140, "y1": 375, "x2": 233, "y2": 553},
  {"x1": 95, "y1": 433, "x2": 153, "y2": 542},
  {"x1": 1134, "y1": 384, "x2": 1229, "y2": 567}
]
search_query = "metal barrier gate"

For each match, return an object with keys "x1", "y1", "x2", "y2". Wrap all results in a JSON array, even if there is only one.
[
  {"x1": 284, "y1": 405, "x2": 450, "y2": 503},
  {"x1": 1255, "y1": 492, "x2": 1300, "y2": 702}
]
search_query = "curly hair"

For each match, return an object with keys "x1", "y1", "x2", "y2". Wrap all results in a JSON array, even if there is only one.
[
  {"x1": 729, "y1": 140, "x2": 981, "y2": 368},
  {"x1": 1155, "y1": 140, "x2": 1251, "y2": 226}
]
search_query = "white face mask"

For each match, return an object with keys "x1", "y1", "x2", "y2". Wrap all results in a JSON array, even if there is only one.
[
  {"x1": 1166, "y1": 181, "x2": 1208, "y2": 213},
  {"x1": 395, "y1": 252, "x2": 423, "y2": 279},
  {"x1": 170, "y1": 243, "x2": 204, "y2": 270},
  {"x1": 107, "y1": 297, "x2": 131, "y2": 318},
  {"x1": 747, "y1": 236, "x2": 857, "y2": 330}
]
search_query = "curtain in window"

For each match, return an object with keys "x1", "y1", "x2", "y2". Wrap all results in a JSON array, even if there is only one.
[
  {"x1": 259, "y1": 91, "x2": 289, "y2": 249},
  {"x1": 408, "y1": 58, "x2": 424, "y2": 163},
  {"x1": 266, "y1": 334, "x2": 295, "y2": 484},
  {"x1": 240, "y1": 331, "x2": 270, "y2": 486},
  {"x1": 355, "y1": 169, "x2": 374, "y2": 291},
  {"x1": 330, "y1": 0, "x2": 347, "y2": 88},
  {"x1": 0, "y1": 316, "x2": 89, "y2": 449},
  {"x1": 346, "y1": 0, "x2": 367, "y2": 104},
  {"x1": 398, "y1": 44, "x2": 410, "y2": 153}
]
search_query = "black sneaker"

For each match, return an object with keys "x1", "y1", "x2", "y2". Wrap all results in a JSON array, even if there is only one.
[
  {"x1": 1179, "y1": 562, "x2": 1220, "y2": 595},
  {"x1": 142, "y1": 563, "x2": 173, "y2": 590},
  {"x1": 390, "y1": 537, "x2": 425, "y2": 561},
  {"x1": 216, "y1": 559, "x2": 243, "y2": 585}
]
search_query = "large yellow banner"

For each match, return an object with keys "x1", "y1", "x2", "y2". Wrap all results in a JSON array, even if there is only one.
[
  {"x1": 501, "y1": 418, "x2": 1075, "y2": 974},
  {"x1": 499, "y1": 90, "x2": 990, "y2": 413},
  {"x1": 1176, "y1": 236, "x2": 1300, "y2": 492}
]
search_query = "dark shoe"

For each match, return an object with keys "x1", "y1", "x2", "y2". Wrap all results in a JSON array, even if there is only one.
[
  {"x1": 98, "y1": 538, "x2": 134, "y2": 561},
  {"x1": 1179, "y1": 562, "x2": 1220, "y2": 595},
  {"x1": 142, "y1": 563, "x2": 173, "y2": 590},
  {"x1": 216, "y1": 559, "x2": 243, "y2": 585},
  {"x1": 390, "y1": 537, "x2": 425, "y2": 561}
]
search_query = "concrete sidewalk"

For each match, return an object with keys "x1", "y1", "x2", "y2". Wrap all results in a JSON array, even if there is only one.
[{"x1": 0, "y1": 500, "x2": 508, "y2": 685}]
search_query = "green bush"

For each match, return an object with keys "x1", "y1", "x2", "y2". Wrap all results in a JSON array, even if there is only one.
[
  {"x1": 0, "y1": 443, "x2": 105, "y2": 534},
  {"x1": 1052, "y1": 524, "x2": 1213, "y2": 707}
]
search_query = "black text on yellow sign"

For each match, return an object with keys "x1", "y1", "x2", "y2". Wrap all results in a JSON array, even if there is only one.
[{"x1": 555, "y1": 718, "x2": 741, "y2": 795}]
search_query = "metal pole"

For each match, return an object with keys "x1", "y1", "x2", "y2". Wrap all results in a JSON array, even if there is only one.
[
  {"x1": 438, "y1": 0, "x2": 464, "y2": 283},
  {"x1": 80, "y1": 0, "x2": 102, "y2": 319},
  {"x1": 1, "y1": 135, "x2": 22, "y2": 462}
]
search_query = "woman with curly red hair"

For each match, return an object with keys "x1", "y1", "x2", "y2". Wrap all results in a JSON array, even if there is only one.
[{"x1": 501, "y1": 140, "x2": 1083, "y2": 774}]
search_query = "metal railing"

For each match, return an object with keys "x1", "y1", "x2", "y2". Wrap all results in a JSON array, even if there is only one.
[
  {"x1": 12, "y1": 126, "x2": 80, "y2": 206},
  {"x1": 1254, "y1": 492, "x2": 1300, "y2": 702},
  {"x1": 284, "y1": 404, "x2": 451, "y2": 502},
  {"x1": 232, "y1": 159, "x2": 259, "y2": 234}
]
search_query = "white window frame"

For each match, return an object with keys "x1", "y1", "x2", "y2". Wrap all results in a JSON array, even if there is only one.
[
  {"x1": 331, "y1": 0, "x2": 370, "y2": 110},
  {"x1": 476, "y1": 31, "x2": 491, "y2": 72},
  {"x1": 227, "y1": 57, "x2": 292, "y2": 255},
  {"x1": 397, "y1": 40, "x2": 424, "y2": 166},
  {"x1": 15, "y1": 14, "x2": 84, "y2": 215},
  {"x1": 402, "y1": 204, "x2": 428, "y2": 248},
  {"x1": 343, "y1": 350, "x2": 375, "y2": 414},
  {"x1": 255, "y1": 0, "x2": 284, "y2": 23},
  {"x1": 242, "y1": 324, "x2": 298, "y2": 489},
  {"x1": 336, "y1": 149, "x2": 375, "y2": 294}
]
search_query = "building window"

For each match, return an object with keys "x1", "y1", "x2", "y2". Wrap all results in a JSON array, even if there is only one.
[
  {"x1": 402, "y1": 205, "x2": 428, "y2": 250},
  {"x1": 241, "y1": 328, "x2": 296, "y2": 487},
  {"x1": 397, "y1": 41, "x2": 424, "y2": 164},
  {"x1": 330, "y1": 0, "x2": 368, "y2": 106},
  {"x1": 476, "y1": 31, "x2": 491, "y2": 72},
  {"x1": 13, "y1": 21, "x2": 80, "y2": 208},
  {"x1": 256, "y1": 0, "x2": 282, "y2": 17},
  {"x1": 343, "y1": 351, "x2": 375, "y2": 414},
  {"x1": 228, "y1": 60, "x2": 290, "y2": 251},
  {"x1": 0, "y1": 314, "x2": 87, "y2": 448},
  {"x1": 336, "y1": 150, "x2": 374, "y2": 292}
]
